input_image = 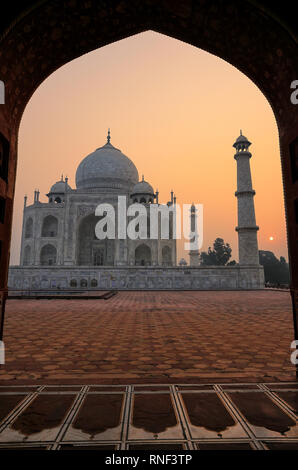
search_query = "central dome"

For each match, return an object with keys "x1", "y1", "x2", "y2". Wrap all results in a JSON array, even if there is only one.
[{"x1": 76, "y1": 133, "x2": 139, "y2": 190}]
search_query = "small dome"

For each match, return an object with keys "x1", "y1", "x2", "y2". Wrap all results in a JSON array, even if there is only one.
[
  {"x1": 236, "y1": 134, "x2": 249, "y2": 143},
  {"x1": 76, "y1": 131, "x2": 138, "y2": 190},
  {"x1": 49, "y1": 178, "x2": 72, "y2": 194},
  {"x1": 131, "y1": 177, "x2": 154, "y2": 195},
  {"x1": 233, "y1": 130, "x2": 251, "y2": 148}
]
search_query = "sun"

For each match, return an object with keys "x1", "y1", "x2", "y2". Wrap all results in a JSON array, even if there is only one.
[{"x1": 269, "y1": 236, "x2": 274, "y2": 241}]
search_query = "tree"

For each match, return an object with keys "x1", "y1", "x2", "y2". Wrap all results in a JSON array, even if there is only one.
[
  {"x1": 200, "y1": 238, "x2": 235, "y2": 266},
  {"x1": 227, "y1": 260, "x2": 236, "y2": 266},
  {"x1": 259, "y1": 250, "x2": 290, "y2": 285}
]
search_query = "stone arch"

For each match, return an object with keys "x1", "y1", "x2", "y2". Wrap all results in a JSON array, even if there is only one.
[
  {"x1": 0, "y1": 2, "x2": 298, "y2": 341},
  {"x1": 0, "y1": 197, "x2": 5, "y2": 224},
  {"x1": 23, "y1": 245, "x2": 31, "y2": 266},
  {"x1": 0, "y1": 132, "x2": 9, "y2": 182},
  {"x1": 294, "y1": 198, "x2": 298, "y2": 224},
  {"x1": 162, "y1": 245, "x2": 172, "y2": 266},
  {"x1": 40, "y1": 244, "x2": 57, "y2": 266},
  {"x1": 135, "y1": 244, "x2": 151, "y2": 266},
  {"x1": 25, "y1": 217, "x2": 33, "y2": 238},
  {"x1": 70, "y1": 279, "x2": 77, "y2": 287},
  {"x1": 41, "y1": 215, "x2": 58, "y2": 237}
]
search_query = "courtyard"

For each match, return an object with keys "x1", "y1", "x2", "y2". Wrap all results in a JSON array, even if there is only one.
[
  {"x1": 0, "y1": 290, "x2": 297, "y2": 450},
  {"x1": 0, "y1": 290, "x2": 296, "y2": 384}
]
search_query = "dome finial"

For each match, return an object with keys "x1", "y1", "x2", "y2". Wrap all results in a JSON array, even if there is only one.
[
  {"x1": 61, "y1": 174, "x2": 63, "y2": 181},
  {"x1": 107, "y1": 128, "x2": 111, "y2": 144},
  {"x1": 240, "y1": 129, "x2": 242, "y2": 136},
  {"x1": 142, "y1": 174, "x2": 144, "y2": 182}
]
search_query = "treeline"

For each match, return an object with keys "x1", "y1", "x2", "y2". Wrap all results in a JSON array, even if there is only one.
[
  {"x1": 258, "y1": 250, "x2": 290, "y2": 287},
  {"x1": 199, "y1": 238, "x2": 289, "y2": 287}
]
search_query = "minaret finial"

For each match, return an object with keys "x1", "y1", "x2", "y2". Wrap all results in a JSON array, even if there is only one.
[
  {"x1": 107, "y1": 128, "x2": 111, "y2": 144},
  {"x1": 240, "y1": 129, "x2": 242, "y2": 136},
  {"x1": 142, "y1": 174, "x2": 144, "y2": 182},
  {"x1": 61, "y1": 174, "x2": 63, "y2": 181}
]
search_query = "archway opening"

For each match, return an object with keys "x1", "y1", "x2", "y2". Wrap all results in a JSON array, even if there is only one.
[
  {"x1": 41, "y1": 215, "x2": 58, "y2": 238},
  {"x1": 10, "y1": 31, "x2": 286, "y2": 271},
  {"x1": 162, "y1": 245, "x2": 172, "y2": 266},
  {"x1": 135, "y1": 244, "x2": 152, "y2": 266},
  {"x1": 40, "y1": 244, "x2": 57, "y2": 266},
  {"x1": 25, "y1": 217, "x2": 33, "y2": 239},
  {"x1": 23, "y1": 245, "x2": 31, "y2": 266},
  {"x1": 77, "y1": 213, "x2": 115, "y2": 266}
]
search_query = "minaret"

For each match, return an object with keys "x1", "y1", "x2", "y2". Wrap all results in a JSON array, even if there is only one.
[
  {"x1": 189, "y1": 203, "x2": 200, "y2": 266},
  {"x1": 233, "y1": 131, "x2": 259, "y2": 265}
]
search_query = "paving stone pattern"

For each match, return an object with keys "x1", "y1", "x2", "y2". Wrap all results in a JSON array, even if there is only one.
[{"x1": 0, "y1": 291, "x2": 296, "y2": 384}]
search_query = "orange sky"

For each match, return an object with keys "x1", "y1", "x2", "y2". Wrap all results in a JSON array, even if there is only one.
[{"x1": 10, "y1": 31, "x2": 287, "y2": 265}]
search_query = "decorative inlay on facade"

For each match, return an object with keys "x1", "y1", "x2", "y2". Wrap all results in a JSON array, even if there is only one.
[
  {"x1": 77, "y1": 205, "x2": 97, "y2": 217},
  {"x1": 9, "y1": 266, "x2": 264, "y2": 291}
]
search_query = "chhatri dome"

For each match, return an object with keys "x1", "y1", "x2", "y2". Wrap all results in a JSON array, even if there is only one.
[
  {"x1": 49, "y1": 176, "x2": 72, "y2": 194},
  {"x1": 75, "y1": 129, "x2": 139, "y2": 190},
  {"x1": 131, "y1": 176, "x2": 154, "y2": 195},
  {"x1": 233, "y1": 130, "x2": 251, "y2": 151}
]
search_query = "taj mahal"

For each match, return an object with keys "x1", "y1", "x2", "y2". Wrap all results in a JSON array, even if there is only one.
[{"x1": 8, "y1": 131, "x2": 264, "y2": 291}]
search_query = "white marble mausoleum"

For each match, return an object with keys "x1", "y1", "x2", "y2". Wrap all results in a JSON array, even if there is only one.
[{"x1": 8, "y1": 131, "x2": 264, "y2": 291}]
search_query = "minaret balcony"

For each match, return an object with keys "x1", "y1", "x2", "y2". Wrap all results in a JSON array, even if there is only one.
[
  {"x1": 235, "y1": 225, "x2": 259, "y2": 232},
  {"x1": 235, "y1": 190, "x2": 256, "y2": 197}
]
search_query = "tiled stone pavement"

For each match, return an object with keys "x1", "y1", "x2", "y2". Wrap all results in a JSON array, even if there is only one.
[
  {"x1": 0, "y1": 383, "x2": 297, "y2": 450},
  {"x1": 0, "y1": 291, "x2": 296, "y2": 384}
]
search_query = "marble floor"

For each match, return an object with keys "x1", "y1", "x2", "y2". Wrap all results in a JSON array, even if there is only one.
[{"x1": 0, "y1": 382, "x2": 297, "y2": 450}]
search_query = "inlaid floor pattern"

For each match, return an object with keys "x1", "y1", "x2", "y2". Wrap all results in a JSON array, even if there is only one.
[{"x1": 0, "y1": 382, "x2": 297, "y2": 450}]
